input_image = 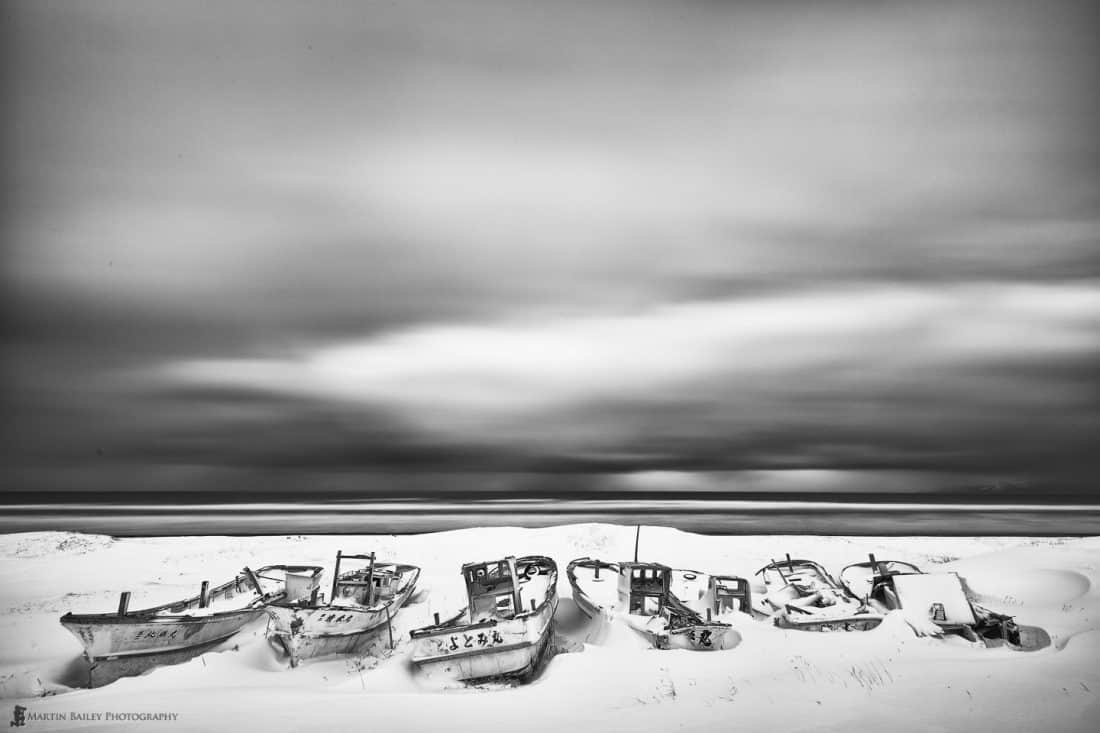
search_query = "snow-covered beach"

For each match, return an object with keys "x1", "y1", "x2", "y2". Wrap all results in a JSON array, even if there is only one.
[{"x1": 1, "y1": 524, "x2": 1097, "y2": 732}]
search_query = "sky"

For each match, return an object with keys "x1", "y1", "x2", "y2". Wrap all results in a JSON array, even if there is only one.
[{"x1": 2, "y1": 0, "x2": 1098, "y2": 503}]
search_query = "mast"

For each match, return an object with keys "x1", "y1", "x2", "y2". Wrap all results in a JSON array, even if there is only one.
[
  {"x1": 330, "y1": 551, "x2": 343, "y2": 604},
  {"x1": 365, "y1": 552, "x2": 377, "y2": 606}
]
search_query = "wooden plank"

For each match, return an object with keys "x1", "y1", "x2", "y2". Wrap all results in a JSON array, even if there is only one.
[
  {"x1": 330, "y1": 551, "x2": 343, "y2": 604},
  {"x1": 243, "y1": 567, "x2": 265, "y2": 596},
  {"x1": 506, "y1": 556, "x2": 522, "y2": 617},
  {"x1": 385, "y1": 603, "x2": 394, "y2": 649},
  {"x1": 365, "y1": 552, "x2": 376, "y2": 606}
]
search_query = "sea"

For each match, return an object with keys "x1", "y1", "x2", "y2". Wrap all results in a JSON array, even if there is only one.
[{"x1": 2, "y1": 499, "x2": 1099, "y2": 536}]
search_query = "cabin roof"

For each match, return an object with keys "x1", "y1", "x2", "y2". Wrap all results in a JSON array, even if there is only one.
[
  {"x1": 461, "y1": 557, "x2": 513, "y2": 572},
  {"x1": 619, "y1": 561, "x2": 671, "y2": 572}
]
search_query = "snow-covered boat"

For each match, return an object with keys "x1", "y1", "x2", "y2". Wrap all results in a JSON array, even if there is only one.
[
  {"x1": 839, "y1": 554, "x2": 1049, "y2": 649},
  {"x1": 567, "y1": 558, "x2": 745, "y2": 650},
  {"x1": 60, "y1": 565, "x2": 323, "y2": 663},
  {"x1": 409, "y1": 555, "x2": 558, "y2": 683},
  {"x1": 754, "y1": 555, "x2": 882, "y2": 632},
  {"x1": 266, "y1": 551, "x2": 420, "y2": 666}
]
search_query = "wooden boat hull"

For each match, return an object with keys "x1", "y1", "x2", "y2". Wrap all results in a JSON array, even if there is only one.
[
  {"x1": 666, "y1": 622, "x2": 741, "y2": 650},
  {"x1": 838, "y1": 557, "x2": 1048, "y2": 649},
  {"x1": 756, "y1": 557, "x2": 882, "y2": 632},
  {"x1": 410, "y1": 589, "x2": 558, "y2": 682},
  {"x1": 59, "y1": 609, "x2": 266, "y2": 661},
  {"x1": 59, "y1": 564, "x2": 323, "y2": 664},
  {"x1": 568, "y1": 558, "x2": 740, "y2": 651},
  {"x1": 266, "y1": 607, "x2": 397, "y2": 663},
  {"x1": 266, "y1": 567, "x2": 419, "y2": 665},
  {"x1": 774, "y1": 614, "x2": 883, "y2": 632},
  {"x1": 567, "y1": 558, "x2": 616, "y2": 621},
  {"x1": 572, "y1": 587, "x2": 602, "y2": 620}
]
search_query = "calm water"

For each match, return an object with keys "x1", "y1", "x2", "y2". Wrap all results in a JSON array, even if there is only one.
[{"x1": 3, "y1": 500, "x2": 1099, "y2": 536}]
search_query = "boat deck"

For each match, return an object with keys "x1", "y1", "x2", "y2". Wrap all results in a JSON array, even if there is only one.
[
  {"x1": 151, "y1": 568, "x2": 303, "y2": 617},
  {"x1": 571, "y1": 564, "x2": 713, "y2": 616}
]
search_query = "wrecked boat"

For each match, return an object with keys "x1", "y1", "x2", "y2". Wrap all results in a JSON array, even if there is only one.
[
  {"x1": 409, "y1": 555, "x2": 558, "y2": 683},
  {"x1": 60, "y1": 565, "x2": 324, "y2": 664},
  {"x1": 567, "y1": 558, "x2": 745, "y2": 650},
  {"x1": 266, "y1": 551, "x2": 420, "y2": 666},
  {"x1": 839, "y1": 554, "x2": 1049, "y2": 650},
  {"x1": 754, "y1": 555, "x2": 882, "y2": 632}
]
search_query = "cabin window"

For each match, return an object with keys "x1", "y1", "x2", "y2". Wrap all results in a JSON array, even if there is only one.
[
  {"x1": 495, "y1": 596, "x2": 514, "y2": 614},
  {"x1": 629, "y1": 595, "x2": 661, "y2": 614}
]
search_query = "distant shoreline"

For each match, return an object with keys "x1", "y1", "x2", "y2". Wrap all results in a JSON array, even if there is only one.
[{"x1": 3, "y1": 499, "x2": 1098, "y2": 537}]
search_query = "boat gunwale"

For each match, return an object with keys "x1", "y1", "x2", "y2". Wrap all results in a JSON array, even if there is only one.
[
  {"x1": 58, "y1": 563, "x2": 324, "y2": 624},
  {"x1": 276, "y1": 563, "x2": 421, "y2": 613},
  {"x1": 409, "y1": 555, "x2": 557, "y2": 639},
  {"x1": 566, "y1": 556, "x2": 733, "y2": 632},
  {"x1": 410, "y1": 638, "x2": 538, "y2": 665}
]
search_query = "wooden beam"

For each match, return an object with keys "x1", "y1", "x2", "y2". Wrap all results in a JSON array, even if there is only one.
[
  {"x1": 199, "y1": 581, "x2": 210, "y2": 609},
  {"x1": 506, "y1": 556, "x2": 522, "y2": 617},
  {"x1": 330, "y1": 551, "x2": 343, "y2": 605},
  {"x1": 243, "y1": 567, "x2": 264, "y2": 596},
  {"x1": 385, "y1": 603, "x2": 394, "y2": 649},
  {"x1": 117, "y1": 591, "x2": 131, "y2": 616},
  {"x1": 365, "y1": 552, "x2": 376, "y2": 607}
]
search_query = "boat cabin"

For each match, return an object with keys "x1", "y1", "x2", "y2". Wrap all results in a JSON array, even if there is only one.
[
  {"x1": 334, "y1": 565, "x2": 400, "y2": 606},
  {"x1": 463, "y1": 557, "x2": 524, "y2": 620},
  {"x1": 708, "y1": 575, "x2": 752, "y2": 615},
  {"x1": 617, "y1": 562, "x2": 671, "y2": 616}
]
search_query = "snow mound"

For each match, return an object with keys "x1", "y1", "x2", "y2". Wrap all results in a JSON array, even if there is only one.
[
  {"x1": 963, "y1": 568, "x2": 1091, "y2": 607},
  {"x1": 0, "y1": 671, "x2": 45, "y2": 699},
  {"x1": 1, "y1": 532, "x2": 114, "y2": 559},
  {"x1": 1, "y1": 527, "x2": 1098, "y2": 733}
]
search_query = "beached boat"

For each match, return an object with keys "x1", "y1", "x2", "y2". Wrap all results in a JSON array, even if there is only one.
[
  {"x1": 60, "y1": 565, "x2": 323, "y2": 663},
  {"x1": 567, "y1": 558, "x2": 745, "y2": 650},
  {"x1": 754, "y1": 555, "x2": 882, "y2": 631},
  {"x1": 266, "y1": 551, "x2": 420, "y2": 666},
  {"x1": 839, "y1": 554, "x2": 1049, "y2": 649},
  {"x1": 409, "y1": 555, "x2": 557, "y2": 683}
]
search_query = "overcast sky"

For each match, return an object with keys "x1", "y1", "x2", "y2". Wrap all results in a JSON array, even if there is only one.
[{"x1": 2, "y1": 0, "x2": 1098, "y2": 501}]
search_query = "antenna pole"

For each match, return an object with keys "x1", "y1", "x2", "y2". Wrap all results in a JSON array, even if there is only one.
[{"x1": 634, "y1": 525, "x2": 641, "y2": 563}]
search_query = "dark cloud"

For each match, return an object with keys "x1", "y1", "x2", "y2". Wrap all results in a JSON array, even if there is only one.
[{"x1": 2, "y1": 0, "x2": 1098, "y2": 503}]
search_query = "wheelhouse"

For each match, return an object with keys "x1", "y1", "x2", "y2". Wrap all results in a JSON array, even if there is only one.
[
  {"x1": 463, "y1": 557, "x2": 524, "y2": 620},
  {"x1": 709, "y1": 575, "x2": 752, "y2": 615},
  {"x1": 618, "y1": 562, "x2": 671, "y2": 616}
]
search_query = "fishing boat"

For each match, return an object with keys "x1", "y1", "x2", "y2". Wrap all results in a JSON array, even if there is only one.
[
  {"x1": 60, "y1": 565, "x2": 324, "y2": 663},
  {"x1": 266, "y1": 551, "x2": 420, "y2": 666},
  {"x1": 839, "y1": 554, "x2": 1049, "y2": 650},
  {"x1": 409, "y1": 555, "x2": 557, "y2": 683},
  {"x1": 567, "y1": 558, "x2": 745, "y2": 650},
  {"x1": 754, "y1": 555, "x2": 882, "y2": 631}
]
